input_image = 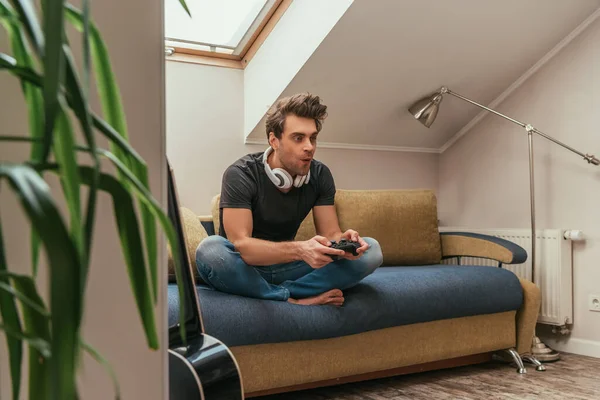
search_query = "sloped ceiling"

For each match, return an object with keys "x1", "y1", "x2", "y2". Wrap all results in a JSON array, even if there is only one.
[{"x1": 246, "y1": 0, "x2": 600, "y2": 151}]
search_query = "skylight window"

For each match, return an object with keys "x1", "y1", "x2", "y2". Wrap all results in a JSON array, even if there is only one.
[{"x1": 165, "y1": 0, "x2": 281, "y2": 58}]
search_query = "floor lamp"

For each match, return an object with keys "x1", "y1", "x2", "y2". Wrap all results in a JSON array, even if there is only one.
[{"x1": 408, "y1": 86, "x2": 599, "y2": 364}]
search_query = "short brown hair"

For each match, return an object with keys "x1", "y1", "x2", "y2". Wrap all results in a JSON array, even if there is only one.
[{"x1": 265, "y1": 93, "x2": 328, "y2": 140}]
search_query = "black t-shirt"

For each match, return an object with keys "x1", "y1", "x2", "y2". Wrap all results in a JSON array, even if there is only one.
[{"x1": 219, "y1": 152, "x2": 336, "y2": 242}]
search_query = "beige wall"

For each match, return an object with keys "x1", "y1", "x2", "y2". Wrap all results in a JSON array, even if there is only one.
[
  {"x1": 166, "y1": 61, "x2": 438, "y2": 216},
  {"x1": 166, "y1": 61, "x2": 262, "y2": 215},
  {"x1": 1, "y1": 0, "x2": 168, "y2": 398},
  {"x1": 438, "y1": 19, "x2": 600, "y2": 353}
]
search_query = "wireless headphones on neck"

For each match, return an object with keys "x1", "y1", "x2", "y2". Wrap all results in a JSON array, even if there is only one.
[{"x1": 263, "y1": 147, "x2": 310, "y2": 189}]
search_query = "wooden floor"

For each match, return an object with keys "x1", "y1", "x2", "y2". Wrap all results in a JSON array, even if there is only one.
[{"x1": 254, "y1": 353, "x2": 600, "y2": 400}]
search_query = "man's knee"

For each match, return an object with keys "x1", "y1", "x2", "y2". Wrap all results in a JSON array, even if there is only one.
[
  {"x1": 195, "y1": 235, "x2": 232, "y2": 270},
  {"x1": 357, "y1": 237, "x2": 383, "y2": 275},
  {"x1": 195, "y1": 236, "x2": 238, "y2": 289}
]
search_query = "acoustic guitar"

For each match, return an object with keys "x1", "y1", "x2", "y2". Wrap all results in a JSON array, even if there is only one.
[{"x1": 167, "y1": 160, "x2": 244, "y2": 399}]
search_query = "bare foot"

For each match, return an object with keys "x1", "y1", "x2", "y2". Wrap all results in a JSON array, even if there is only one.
[{"x1": 287, "y1": 289, "x2": 344, "y2": 307}]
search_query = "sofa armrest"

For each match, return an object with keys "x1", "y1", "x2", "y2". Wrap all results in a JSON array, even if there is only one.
[
  {"x1": 198, "y1": 215, "x2": 215, "y2": 236},
  {"x1": 440, "y1": 232, "x2": 527, "y2": 264},
  {"x1": 516, "y1": 278, "x2": 541, "y2": 355}
]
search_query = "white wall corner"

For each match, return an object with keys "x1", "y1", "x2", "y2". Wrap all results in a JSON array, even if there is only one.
[
  {"x1": 439, "y1": 7, "x2": 600, "y2": 154},
  {"x1": 243, "y1": 0, "x2": 354, "y2": 138}
]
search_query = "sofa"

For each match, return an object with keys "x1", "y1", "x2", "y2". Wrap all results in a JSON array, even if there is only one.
[{"x1": 167, "y1": 189, "x2": 541, "y2": 397}]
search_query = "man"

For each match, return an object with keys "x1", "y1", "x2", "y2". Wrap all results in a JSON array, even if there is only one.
[{"x1": 196, "y1": 93, "x2": 383, "y2": 306}]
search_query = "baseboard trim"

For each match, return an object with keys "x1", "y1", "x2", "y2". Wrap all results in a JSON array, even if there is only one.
[
  {"x1": 244, "y1": 138, "x2": 441, "y2": 154},
  {"x1": 538, "y1": 336, "x2": 600, "y2": 358}
]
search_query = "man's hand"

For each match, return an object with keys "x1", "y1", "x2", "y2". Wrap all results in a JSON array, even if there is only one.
[
  {"x1": 340, "y1": 229, "x2": 370, "y2": 260},
  {"x1": 300, "y1": 235, "x2": 346, "y2": 269}
]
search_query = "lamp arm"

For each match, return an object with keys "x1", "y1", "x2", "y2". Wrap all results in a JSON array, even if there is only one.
[
  {"x1": 446, "y1": 89, "x2": 527, "y2": 128},
  {"x1": 530, "y1": 127, "x2": 599, "y2": 165},
  {"x1": 445, "y1": 88, "x2": 599, "y2": 166}
]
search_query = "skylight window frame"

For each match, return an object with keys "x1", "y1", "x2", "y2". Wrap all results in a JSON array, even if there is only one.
[{"x1": 165, "y1": 0, "x2": 290, "y2": 68}]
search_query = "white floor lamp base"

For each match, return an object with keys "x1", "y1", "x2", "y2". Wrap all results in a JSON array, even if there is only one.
[{"x1": 531, "y1": 335, "x2": 560, "y2": 362}]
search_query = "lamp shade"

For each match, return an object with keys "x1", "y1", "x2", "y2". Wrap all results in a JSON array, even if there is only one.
[{"x1": 408, "y1": 92, "x2": 444, "y2": 128}]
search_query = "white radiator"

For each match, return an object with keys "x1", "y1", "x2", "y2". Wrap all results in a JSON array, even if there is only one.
[{"x1": 439, "y1": 228, "x2": 573, "y2": 327}]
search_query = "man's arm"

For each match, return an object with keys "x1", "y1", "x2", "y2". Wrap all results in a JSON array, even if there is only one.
[
  {"x1": 312, "y1": 205, "x2": 343, "y2": 241},
  {"x1": 223, "y1": 208, "x2": 302, "y2": 266},
  {"x1": 223, "y1": 208, "x2": 345, "y2": 267}
]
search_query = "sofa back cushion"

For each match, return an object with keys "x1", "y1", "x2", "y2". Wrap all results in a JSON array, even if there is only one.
[
  {"x1": 211, "y1": 194, "x2": 221, "y2": 235},
  {"x1": 332, "y1": 189, "x2": 441, "y2": 265},
  {"x1": 168, "y1": 206, "x2": 208, "y2": 282},
  {"x1": 213, "y1": 189, "x2": 441, "y2": 266}
]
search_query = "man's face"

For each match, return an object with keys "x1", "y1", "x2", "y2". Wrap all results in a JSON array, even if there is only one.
[{"x1": 270, "y1": 114, "x2": 318, "y2": 177}]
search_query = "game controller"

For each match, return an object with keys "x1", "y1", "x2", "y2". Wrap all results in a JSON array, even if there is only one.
[{"x1": 328, "y1": 239, "x2": 361, "y2": 260}]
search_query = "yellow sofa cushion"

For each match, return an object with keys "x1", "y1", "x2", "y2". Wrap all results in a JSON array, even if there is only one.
[
  {"x1": 168, "y1": 206, "x2": 208, "y2": 280},
  {"x1": 322, "y1": 189, "x2": 441, "y2": 265},
  {"x1": 211, "y1": 194, "x2": 221, "y2": 236}
]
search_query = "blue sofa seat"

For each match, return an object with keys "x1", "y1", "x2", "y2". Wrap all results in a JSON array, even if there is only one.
[{"x1": 168, "y1": 265, "x2": 523, "y2": 348}]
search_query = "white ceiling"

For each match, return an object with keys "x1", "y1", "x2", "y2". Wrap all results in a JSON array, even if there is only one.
[{"x1": 247, "y1": 0, "x2": 600, "y2": 151}]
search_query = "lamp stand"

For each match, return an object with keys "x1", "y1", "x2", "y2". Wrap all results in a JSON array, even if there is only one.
[
  {"x1": 410, "y1": 87, "x2": 600, "y2": 363},
  {"x1": 526, "y1": 126, "x2": 561, "y2": 363}
]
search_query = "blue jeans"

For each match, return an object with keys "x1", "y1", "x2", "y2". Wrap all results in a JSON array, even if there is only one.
[{"x1": 195, "y1": 236, "x2": 383, "y2": 301}]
